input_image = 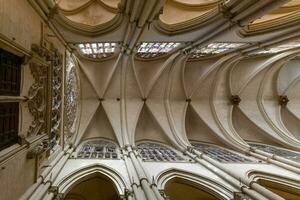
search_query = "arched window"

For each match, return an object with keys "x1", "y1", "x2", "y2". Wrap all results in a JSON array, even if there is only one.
[
  {"x1": 189, "y1": 42, "x2": 246, "y2": 60},
  {"x1": 64, "y1": 53, "x2": 79, "y2": 144},
  {"x1": 77, "y1": 140, "x2": 119, "y2": 159},
  {"x1": 192, "y1": 143, "x2": 256, "y2": 163},
  {"x1": 135, "y1": 42, "x2": 181, "y2": 59},
  {"x1": 76, "y1": 42, "x2": 118, "y2": 59},
  {"x1": 249, "y1": 143, "x2": 300, "y2": 162},
  {"x1": 137, "y1": 142, "x2": 185, "y2": 162}
]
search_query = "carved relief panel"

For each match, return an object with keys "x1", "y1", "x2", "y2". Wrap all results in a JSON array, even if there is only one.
[
  {"x1": 29, "y1": 44, "x2": 63, "y2": 149},
  {"x1": 27, "y1": 62, "x2": 48, "y2": 136}
]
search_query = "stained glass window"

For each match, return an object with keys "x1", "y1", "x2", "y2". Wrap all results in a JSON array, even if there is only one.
[
  {"x1": 77, "y1": 43, "x2": 117, "y2": 59},
  {"x1": 77, "y1": 140, "x2": 119, "y2": 159},
  {"x1": 249, "y1": 42, "x2": 300, "y2": 55},
  {"x1": 189, "y1": 42, "x2": 246, "y2": 59},
  {"x1": 137, "y1": 142, "x2": 185, "y2": 162},
  {"x1": 64, "y1": 53, "x2": 78, "y2": 144},
  {"x1": 250, "y1": 143, "x2": 300, "y2": 162},
  {"x1": 192, "y1": 143, "x2": 256, "y2": 163},
  {"x1": 136, "y1": 42, "x2": 181, "y2": 59}
]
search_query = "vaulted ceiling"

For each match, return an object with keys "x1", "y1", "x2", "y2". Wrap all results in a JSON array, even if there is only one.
[{"x1": 32, "y1": 0, "x2": 300, "y2": 153}]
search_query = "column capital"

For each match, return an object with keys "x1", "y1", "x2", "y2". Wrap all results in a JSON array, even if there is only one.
[{"x1": 123, "y1": 188, "x2": 134, "y2": 199}]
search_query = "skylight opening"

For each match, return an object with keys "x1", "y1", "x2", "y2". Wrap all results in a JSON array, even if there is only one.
[
  {"x1": 77, "y1": 42, "x2": 117, "y2": 59},
  {"x1": 189, "y1": 42, "x2": 247, "y2": 59},
  {"x1": 136, "y1": 42, "x2": 181, "y2": 59},
  {"x1": 250, "y1": 41, "x2": 300, "y2": 55}
]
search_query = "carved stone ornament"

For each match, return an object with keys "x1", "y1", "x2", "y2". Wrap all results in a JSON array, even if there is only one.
[
  {"x1": 230, "y1": 95, "x2": 241, "y2": 105},
  {"x1": 31, "y1": 43, "x2": 53, "y2": 61},
  {"x1": 27, "y1": 62, "x2": 48, "y2": 136},
  {"x1": 123, "y1": 189, "x2": 133, "y2": 199},
  {"x1": 279, "y1": 95, "x2": 289, "y2": 106},
  {"x1": 27, "y1": 139, "x2": 49, "y2": 159},
  {"x1": 50, "y1": 49, "x2": 63, "y2": 148},
  {"x1": 64, "y1": 54, "x2": 79, "y2": 143},
  {"x1": 159, "y1": 190, "x2": 169, "y2": 199},
  {"x1": 234, "y1": 192, "x2": 252, "y2": 200}
]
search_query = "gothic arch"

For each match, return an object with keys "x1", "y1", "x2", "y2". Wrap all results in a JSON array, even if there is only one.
[
  {"x1": 156, "y1": 169, "x2": 233, "y2": 200},
  {"x1": 247, "y1": 171, "x2": 300, "y2": 199},
  {"x1": 55, "y1": 163, "x2": 128, "y2": 197}
]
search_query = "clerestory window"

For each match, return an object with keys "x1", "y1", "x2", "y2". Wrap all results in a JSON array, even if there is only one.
[
  {"x1": 249, "y1": 143, "x2": 300, "y2": 163},
  {"x1": 77, "y1": 42, "x2": 117, "y2": 59},
  {"x1": 137, "y1": 142, "x2": 185, "y2": 162},
  {"x1": 192, "y1": 143, "x2": 256, "y2": 163},
  {"x1": 136, "y1": 42, "x2": 181, "y2": 59},
  {"x1": 77, "y1": 139, "x2": 119, "y2": 159}
]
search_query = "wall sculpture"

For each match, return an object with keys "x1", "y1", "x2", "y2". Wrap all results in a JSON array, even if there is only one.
[
  {"x1": 30, "y1": 43, "x2": 63, "y2": 148},
  {"x1": 27, "y1": 62, "x2": 48, "y2": 136}
]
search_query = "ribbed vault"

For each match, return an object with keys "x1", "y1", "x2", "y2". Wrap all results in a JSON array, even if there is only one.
[{"x1": 37, "y1": 0, "x2": 300, "y2": 154}]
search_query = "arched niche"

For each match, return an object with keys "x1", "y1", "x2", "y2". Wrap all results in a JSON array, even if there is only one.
[
  {"x1": 248, "y1": 172, "x2": 300, "y2": 200},
  {"x1": 57, "y1": 164, "x2": 128, "y2": 199},
  {"x1": 157, "y1": 169, "x2": 233, "y2": 200}
]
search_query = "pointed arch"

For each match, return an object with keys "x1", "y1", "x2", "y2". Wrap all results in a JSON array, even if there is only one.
[
  {"x1": 156, "y1": 169, "x2": 233, "y2": 200},
  {"x1": 247, "y1": 171, "x2": 300, "y2": 200},
  {"x1": 56, "y1": 163, "x2": 128, "y2": 197}
]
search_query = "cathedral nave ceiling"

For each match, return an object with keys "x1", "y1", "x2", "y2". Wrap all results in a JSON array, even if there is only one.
[{"x1": 35, "y1": 0, "x2": 300, "y2": 153}]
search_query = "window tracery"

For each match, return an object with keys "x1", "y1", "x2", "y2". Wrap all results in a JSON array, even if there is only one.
[
  {"x1": 192, "y1": 143, "x2": 256, "y2": 163},
  {"x1": 189, "y1": 42, "x2": 246, "y2": 59},
  {"x1": 136, "y1": 42, "x2": 181, "y2": 59},
  {"x1": 64, "y1": 53, "x2": 79, "y2": 144},
  {"x1": 77, "y1": 42, "x2": 117, "y2": 59},
  {"x1": 137, "y1": 142, "x2": 185, "y2": 162},
  {"x1": 77, "y1": 140, "x2": 119, "y2": 159},
  {"x1": 249, "y1": 41, "x2": 300, "y2": 55},
  {"x1": 250, "y1": 143, "x2": 300, "y2": 162}
]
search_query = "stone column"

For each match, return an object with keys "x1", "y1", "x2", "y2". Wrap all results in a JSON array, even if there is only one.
[
  {"x1": 124, "y1": 146, "x2": 165, "y2": 200},
  {"x1": 186, "y1": 147, "x2": 284, "y2": 200},
  {"x1": 122, "y1": 148, "x2": 147, "y2": 200}
]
